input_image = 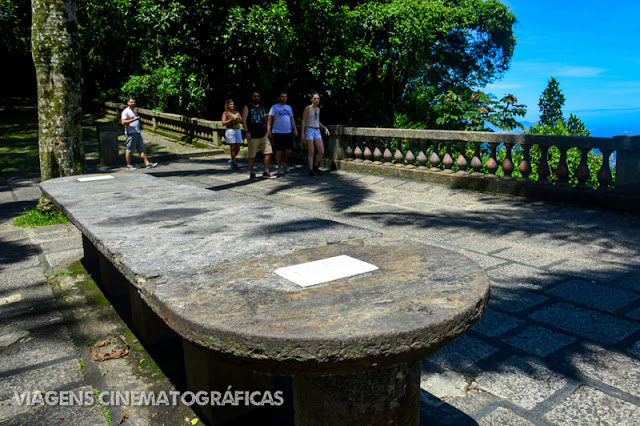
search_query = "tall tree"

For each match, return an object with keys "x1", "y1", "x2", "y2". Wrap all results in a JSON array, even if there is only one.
[
  {"x1": 567, "y1": 113, "x2": 591, "y2": 137},
  {"x1": 538, "y1": 77, "x2": 565, "y2": 126},
  {"x1": 31, "y1": 0, "x2": 85, "y2": 181}
]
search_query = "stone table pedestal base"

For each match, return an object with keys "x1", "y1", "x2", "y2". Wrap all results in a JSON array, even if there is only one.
[{"x1": 293, "y1": 361, "x2": 420, "y2": 426}]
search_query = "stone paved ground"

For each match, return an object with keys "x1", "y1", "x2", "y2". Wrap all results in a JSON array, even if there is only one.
[
  {"x1": 0, "y1": 175, "x2": 106, "y2": 424},
  {"x1": 0, "y1": 173, "x2": 199, "y2": 425},
  {"x1": 1, "y1": 130, "x2": 640, "y2": 424},
  {"x1": 147, "y1": 155, "x2": 640, "y2": 425}
]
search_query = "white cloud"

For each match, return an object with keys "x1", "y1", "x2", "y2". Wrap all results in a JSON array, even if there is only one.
[
  {"x1": 610, "y1": 88, "x2": 640, "y2": 94},
  {"x1": 511, "y1": 60, "x2": 606, "y2": 78},
  {"x1": 554, "y1": 66, "x2": 606, "y2": 77},
  {"x1": 484, "y1": 83, "x2": 524, "y2": 90}
]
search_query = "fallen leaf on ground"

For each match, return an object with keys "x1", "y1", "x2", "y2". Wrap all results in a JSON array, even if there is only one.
[
  {"x1": 89, "y1": 338, "x2": 114, "y2": 349},
  {"x1": 118, "y1": 411, "x2": 129, "y2": 424},
  {"x1": 92, "y1": 346, "x2": 130, "y2": 362}
]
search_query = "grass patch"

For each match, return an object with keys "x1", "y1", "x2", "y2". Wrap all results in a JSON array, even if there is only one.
[
  {"x1": 0, "y1": 110, "x2": 40, "y2": 173},
  {"x1": 13, "y1": 205, "x2": 69, "y2": 227}
]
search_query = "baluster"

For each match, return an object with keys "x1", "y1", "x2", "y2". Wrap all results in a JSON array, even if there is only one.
[
  {"x1": 537, "y1": 145, "x2": 551, "y2": 184},
  {"x1": 575, "y1": 148, "x2": 591, "y2": 189},
  {"x1": 555, "y1": 147, "x2": 570, "y2": 187},
  {"x1": 455, "y1": 141, "x2": 468, "y2": 174},
  {"x1": 372, "y1": 138, "x2": 383, "y2": 164},
  {"x1": 353, "y1": 136, "x2": 364, "y2": 162},
  {"x1": 469, "y1": 142, "x2": 483, "y2": 177},
  {"x1": 383, "y1": 138, "x2": 393, "y2": 165},
  {"x1": 518, "y1": 144, "x2": 532, "y2": 182},
  {"x1": 393, "y1": 139, "x2": 405, "y2": 166},
  {"x1": 597, "y1": 149, "x2": 613, "y2": 190},
  {"x1": 416, "y1": 140, "x2": 428, "y2": 168},
  {"x1": 344, "y1": 136, "x2": 355, "y2": 160},
  {"x1": 405, "y1": 140, "x2": 416, "y2": 169},
  {"x1": 363, "y1": 138, "x2": 373, "y2": 163},
  {"x1": 485, "y1": 143, "x2": 499, "y2": 179},
  {"x1": 501, "y1": 143, "x2": 515, "y2": 180},
  {"x1": 442, "y1": 141, "x2": 455, "y2": 173},
  {"x1": 429, "y1": 140, "x2": 442, "y2": 171},
  {"x1": 211, "y1": 129, "x2": 220, "y2": 146}
]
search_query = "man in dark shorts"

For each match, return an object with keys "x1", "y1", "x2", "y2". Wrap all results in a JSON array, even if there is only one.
[{"x1": 267, "y1": 91, "x2": 298, "y2": 177}]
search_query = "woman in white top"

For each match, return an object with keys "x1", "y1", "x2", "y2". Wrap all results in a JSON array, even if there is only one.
[{"x1": 301, "y1": 91, "x2": 330, "y2": 177}]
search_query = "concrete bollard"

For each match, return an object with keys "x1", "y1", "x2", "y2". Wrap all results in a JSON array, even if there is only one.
[{"x1": 96, "y1": 123, "x2": 123, "y2": 166}]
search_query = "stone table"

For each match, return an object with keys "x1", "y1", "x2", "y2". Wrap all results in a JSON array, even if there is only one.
[{"x1": 41, "y1": 173, "x2": 490, "y2": 425}]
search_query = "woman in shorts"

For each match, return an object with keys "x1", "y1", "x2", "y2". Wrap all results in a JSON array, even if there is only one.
[
  {"x1": 222, "y1": 99, "x2": 243, "y2": 169},
  {"x1": 301, "y1": 91, "x2": 330, "y2": 176}
]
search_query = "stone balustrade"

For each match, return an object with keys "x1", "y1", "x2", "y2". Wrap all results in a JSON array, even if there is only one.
[
  {"x1": 330, "y1": 128, "x2": 613, "y2": 185},
  {"x1": 325, "y1": 127, "x2": 640, "y2": 211},
  {"x1": 103, "y1": 102, "x2": 227, "y2": 148},
  {"x1": 102, "y1": 102, "x2": 640, "y2": 210}
]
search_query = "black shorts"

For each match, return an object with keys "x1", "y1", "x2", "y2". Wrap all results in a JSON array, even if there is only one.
[{"x1": 272, "y1": 132, "x2": 294, "y2": 151}]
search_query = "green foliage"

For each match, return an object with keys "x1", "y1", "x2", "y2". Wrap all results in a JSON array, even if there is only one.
[
  {"x1": 13, "y1": 205, "x2": 69, "y2": 227},
  {"x1": 0, "y1": 0, "x2": 31, "y2": 55},
  {"x1": 121, "y1": 54, "x2": 208, "y2": 113},
  {"x1": 518, "y1": 78, "x2": 608, "y2": 188},
  {"x1": 3, "y1": 0, "x2": 517, "y2": 123},
  {"x1": 527, "y1": 119, "x2": 573, "y2": 137},
  {"x1": 524, "y1": 120, "x2": 607, "y2": 188},
  {"x1": 567, "y1": 113, "x2": 591, "y2": 137},
  {"x1": 538, "y1": 77, "x2": 565, "y2": 127},
  {"x1": 351, "y1": 0, "x2": 517, "y2": 125},
  {"x1": 430, "y1": 89, "x2": 526, "y2": 131}
]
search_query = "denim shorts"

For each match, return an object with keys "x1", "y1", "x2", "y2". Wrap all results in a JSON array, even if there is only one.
[
  {"x1": 225, "y1": 129, "x2": 243, "y2": 144},
  {"x1": 126, "y1": 133, "x2": 145, "y2": 153},
  {"x1": 305, "y1": 127, "x2": 322, "y2": 141}
]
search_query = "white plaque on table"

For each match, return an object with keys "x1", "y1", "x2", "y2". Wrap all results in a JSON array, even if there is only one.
[
  {"x1": 274, "y1": 255, "x2": 379, "y2": 288},
  {"x1": 77, "y1": 175, "x2": 115, "y2": 182}
]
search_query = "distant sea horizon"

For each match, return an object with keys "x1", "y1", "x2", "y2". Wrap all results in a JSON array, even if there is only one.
[
  {"x1": 490, "y1": 120, "x2": 638, "y2": 138},
  {"x1": 508, "y1": 108, "x2": 640, "y2": 138}
]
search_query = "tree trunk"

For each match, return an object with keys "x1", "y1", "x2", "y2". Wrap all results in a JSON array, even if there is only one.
[{"x1": 31, "y1": 0, "x2": 85, "y2": 181}]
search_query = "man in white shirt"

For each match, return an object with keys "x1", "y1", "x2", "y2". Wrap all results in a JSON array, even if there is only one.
[
  {"x1": 120, "y1": 97, "x2": 157, "y2": 170},
  {"x1": 267, "y1": 91, "x2": 298, "y2": 177}
]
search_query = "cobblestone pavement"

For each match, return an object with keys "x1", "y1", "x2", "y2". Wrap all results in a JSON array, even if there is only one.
[
  {"x1": 0, "y1": 174, "x2": 107, "y2": 424},
  {"x1": 1, "y1": 134, "x2": 639, "y2": 424},
  {"x1": 0, "y1": 176, "x2": 199, "y2": 424},
  {"x1": 148, "y1": 155, "x2": 640, "y2": 425}
]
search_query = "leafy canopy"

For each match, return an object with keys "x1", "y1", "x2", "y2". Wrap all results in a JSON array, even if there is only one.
[{"x1": 4, "y1": 0, "x2": 517, "y2": 126}]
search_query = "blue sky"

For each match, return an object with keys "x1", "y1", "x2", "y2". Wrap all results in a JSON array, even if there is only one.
[{"x1": 484, "y1": 0, "x2": 640, "y2": 137}]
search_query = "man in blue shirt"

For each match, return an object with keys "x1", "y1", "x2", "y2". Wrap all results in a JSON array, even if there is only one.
[{"x1": 267, "y1": 91, "x2": 298, "y2": 177}]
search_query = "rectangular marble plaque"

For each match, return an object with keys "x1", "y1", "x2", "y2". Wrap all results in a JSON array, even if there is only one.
[
  {"x1": 274, "y1": 255, "x2": 379, "y2": 288},
  {"x1": 77, "y1": 175, "x2": 115, "y2": 182}
]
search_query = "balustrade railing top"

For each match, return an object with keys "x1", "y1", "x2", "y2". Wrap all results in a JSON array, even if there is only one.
[{"x1": 331, "y1": 126, "x2": 614, "y2": 150}]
